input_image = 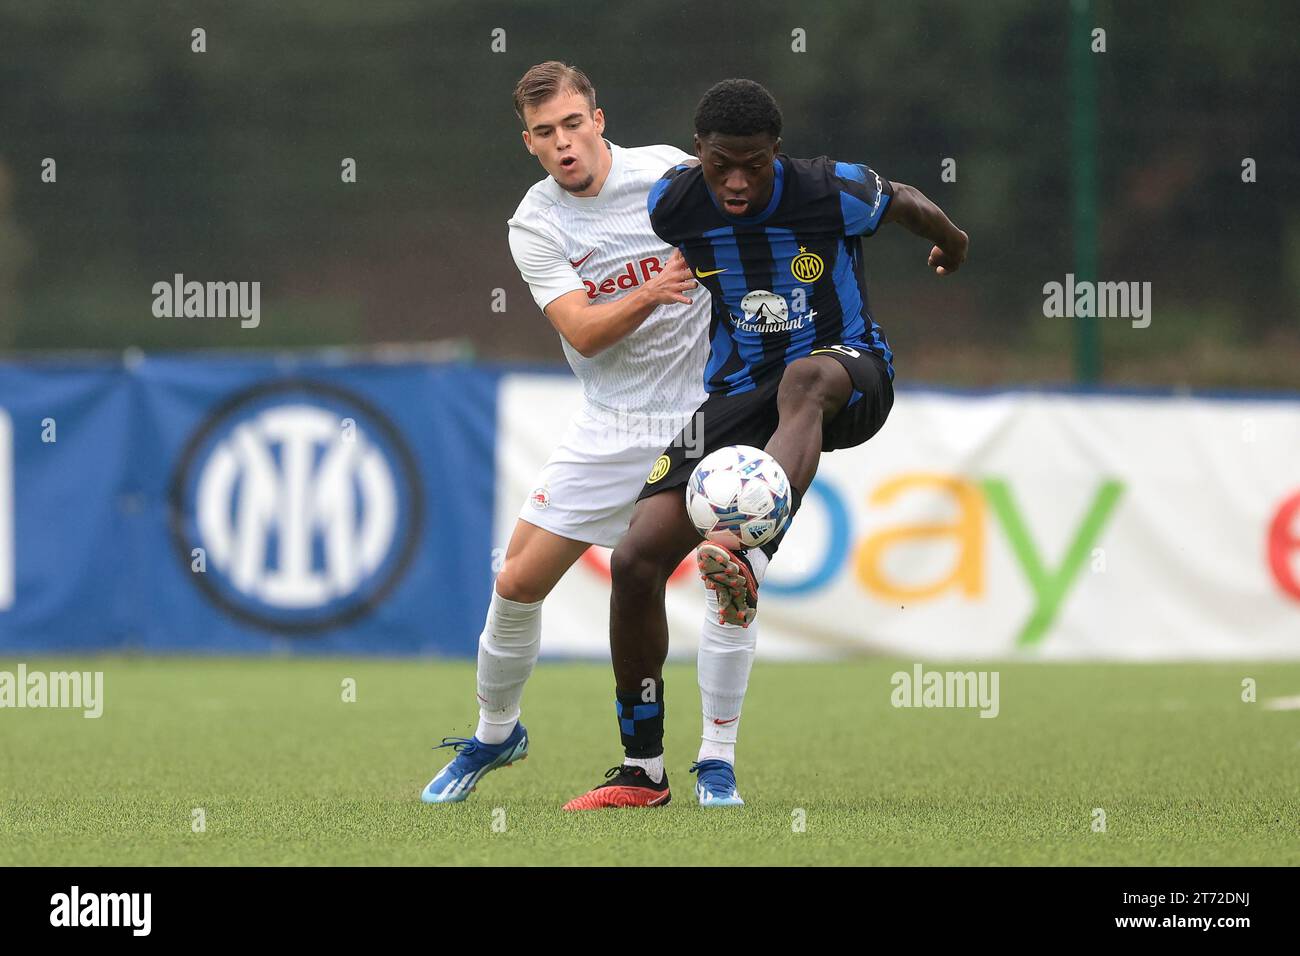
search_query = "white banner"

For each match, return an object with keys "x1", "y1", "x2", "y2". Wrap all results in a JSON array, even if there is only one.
[{"x1": 495, "y1": 375, "x2": 1300, "y2": 660}]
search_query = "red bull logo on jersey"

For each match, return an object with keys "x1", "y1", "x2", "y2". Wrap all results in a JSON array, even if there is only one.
[{"x1": 583, "y1": 257, "x2": 665, "y2": 299}]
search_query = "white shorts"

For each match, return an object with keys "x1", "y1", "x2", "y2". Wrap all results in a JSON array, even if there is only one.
[{"x1": 517, "y1": 403, "x2": 695, "y2": 549}]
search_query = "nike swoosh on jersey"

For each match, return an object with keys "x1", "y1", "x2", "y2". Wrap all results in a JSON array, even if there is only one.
[
  {"x1": 569, "y1": 249, "x2": 597, "y2": 268},
  {"x1": 695, "y1": 267, "x2": 727, "y2": 278}
]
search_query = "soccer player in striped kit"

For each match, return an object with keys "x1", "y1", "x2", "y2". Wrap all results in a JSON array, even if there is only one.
[
  {"x1": 422, "y1": 63, "x2": 758, "y2": 808},
  {"x1": 562, "y1": 78, "x2": 969, "y2": 808}
]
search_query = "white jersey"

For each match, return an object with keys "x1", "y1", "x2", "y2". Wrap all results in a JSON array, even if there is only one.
[{"x1": 507, "y1": 141, "x2": 708, "y2": 420}]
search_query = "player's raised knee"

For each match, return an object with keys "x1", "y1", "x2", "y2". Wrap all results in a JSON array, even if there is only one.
[
  {"x1": 779, "y1": 356, "x2": 849, "y2": 406},
  {"x1": 493, "y1": 560, "x2": 550, "y2": 605}
]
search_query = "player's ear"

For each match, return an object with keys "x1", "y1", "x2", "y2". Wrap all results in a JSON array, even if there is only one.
[
  {"x1": 771, "y1": 136, "x2": 782, "y2": 158},
  {"x1": 522, "y1": 130, "x2": 535, "y2": 156},
  {"x1": 592, "y1": 107, "x2": 605, "y2": 136},
  {"x1": 693, "y1": 133, "x2": 703, "y2": 158}
]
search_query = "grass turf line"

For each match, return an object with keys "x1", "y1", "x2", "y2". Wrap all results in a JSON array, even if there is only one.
[{"x1": 1, "y1": 657, "x2": 1298, "y2": 866}]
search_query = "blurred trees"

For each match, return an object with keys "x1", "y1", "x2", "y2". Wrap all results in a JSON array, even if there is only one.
[{"x1": 0, "y1": 0, "x2": 1295, "y2": 386}]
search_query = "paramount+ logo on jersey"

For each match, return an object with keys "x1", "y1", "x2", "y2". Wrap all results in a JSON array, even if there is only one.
[
  {"x1": 583, "y1": 257, "x2": 666, "y2": 299},
  {"x1": 731, "y1": 290, "x2": 812, "y2": 334}
]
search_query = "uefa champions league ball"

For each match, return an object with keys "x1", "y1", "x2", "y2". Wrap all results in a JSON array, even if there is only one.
[{"x1": 685, "y1": 445, "x2": 792, "y2": 549}]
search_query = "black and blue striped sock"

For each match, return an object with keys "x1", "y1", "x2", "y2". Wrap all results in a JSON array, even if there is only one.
[{"x1": 616, "y1": 680, "x2": 665, "y2": 759}]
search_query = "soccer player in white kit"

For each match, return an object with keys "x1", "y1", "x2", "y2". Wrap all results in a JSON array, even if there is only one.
[{"x1": 420, "y1": 62, "x2": 759, "y2": 808}]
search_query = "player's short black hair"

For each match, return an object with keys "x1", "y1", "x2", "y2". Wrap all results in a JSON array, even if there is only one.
[{"x1": 694, "y1": 79, "x2": 782, "y2": 141}]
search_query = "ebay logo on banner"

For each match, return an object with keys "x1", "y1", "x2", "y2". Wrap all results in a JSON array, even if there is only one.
[
  {"x1": 582, "y1": 472, "x2": 1300, "y2": 648},
  {"x1": 580, "y1": 472, "x2": 1125, "y2": 648},
  {"x1": 767, "y1": 473, "x2": 1123, "y2": 648},
  {"x1": 775, "y1": 473, "x2": 1300, "y2": 641}
]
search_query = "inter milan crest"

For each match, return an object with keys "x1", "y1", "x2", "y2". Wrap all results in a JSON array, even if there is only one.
[{"x1": 791, "y1": 246, "x2": 824, "y2": 283}]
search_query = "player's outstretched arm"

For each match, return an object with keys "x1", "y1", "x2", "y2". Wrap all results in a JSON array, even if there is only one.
[
  {"x1": 543, "y1": 249, "x2": 697, "y2": 358},
  {"x1": 882, "y1": 182, "x2": 969, "y2": 276}
]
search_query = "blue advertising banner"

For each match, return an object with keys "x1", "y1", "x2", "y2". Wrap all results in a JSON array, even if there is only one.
[{"x1": 0, "y1": 354, "x2": 500, "y2": 656}]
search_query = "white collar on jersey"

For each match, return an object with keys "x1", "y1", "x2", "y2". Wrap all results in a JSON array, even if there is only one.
[{"x1": 554, "y1": 140, "x2": 623, "y2": 208}]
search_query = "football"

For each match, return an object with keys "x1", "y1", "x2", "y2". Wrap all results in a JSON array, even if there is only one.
[{"x1": 685, "y1": 445, "x2": 792, "y2": 549}]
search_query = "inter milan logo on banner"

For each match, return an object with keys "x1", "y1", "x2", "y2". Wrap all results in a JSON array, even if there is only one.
[{"x1": 169, "y1": 380, "x2": 423, "y2": 633}]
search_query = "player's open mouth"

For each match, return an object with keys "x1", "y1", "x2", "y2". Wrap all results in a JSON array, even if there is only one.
[
  {"x1": 559, "y1": 156, "x2": 578, "y2": 170},
  {"x1": 723, "y1": 198, "x2": 749, "y2": 212}
]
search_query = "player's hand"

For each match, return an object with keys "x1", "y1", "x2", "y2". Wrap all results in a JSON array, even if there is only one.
[
  {"x1": 928, "y1": 230, "x2": 969, "y2": 276},
  {"x1": 643, "y1": 249, "x2": 697, "y2": 305}
]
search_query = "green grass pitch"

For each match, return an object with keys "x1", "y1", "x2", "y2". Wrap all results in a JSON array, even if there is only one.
[{"x1": 2, "y1": 657, "x2": 1298, "y2": 866}]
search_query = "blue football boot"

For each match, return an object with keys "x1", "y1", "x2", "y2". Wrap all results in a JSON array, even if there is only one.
[
  {"x1": 689, "y1": 758, "x2": 745, "y2": 807},
  {"x1": 421, "y1": 722, "x2": 529, "y2": 803}
]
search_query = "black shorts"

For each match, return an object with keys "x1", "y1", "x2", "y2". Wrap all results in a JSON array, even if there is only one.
[{"x1": 637, "y1": 346, "x2": 894, "y2": 500}]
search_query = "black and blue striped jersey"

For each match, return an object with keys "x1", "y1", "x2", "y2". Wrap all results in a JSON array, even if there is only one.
[{"x1": 647, "y1": 154, "x2": 894, "y2": 394}]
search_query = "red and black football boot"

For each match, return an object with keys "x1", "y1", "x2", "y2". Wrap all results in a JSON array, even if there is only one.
[{"x1": 561, "y1": 764, "x2": 671, "y2": 811}]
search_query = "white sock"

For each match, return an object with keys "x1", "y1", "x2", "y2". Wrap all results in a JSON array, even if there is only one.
[
  {"x1": 697, "y1": 739, "x2": 736, "y2": 764},
  {"x1": 697, "y1": 586, "x2": 757, "y2": 766},
  {"x1": 745, "y1": 547, "x2": 770, "y2": 585},
  {"x1": 624, "y1": 755, "x2": 664, "y2": 783},
  {"x1": 474, "y1": 588, "x2": 543, "y2": 744}
]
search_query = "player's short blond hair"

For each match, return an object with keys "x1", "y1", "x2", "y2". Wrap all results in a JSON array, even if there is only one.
[{"x1": 512, "y1": 61, "x2": 597, "y2": 125}]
